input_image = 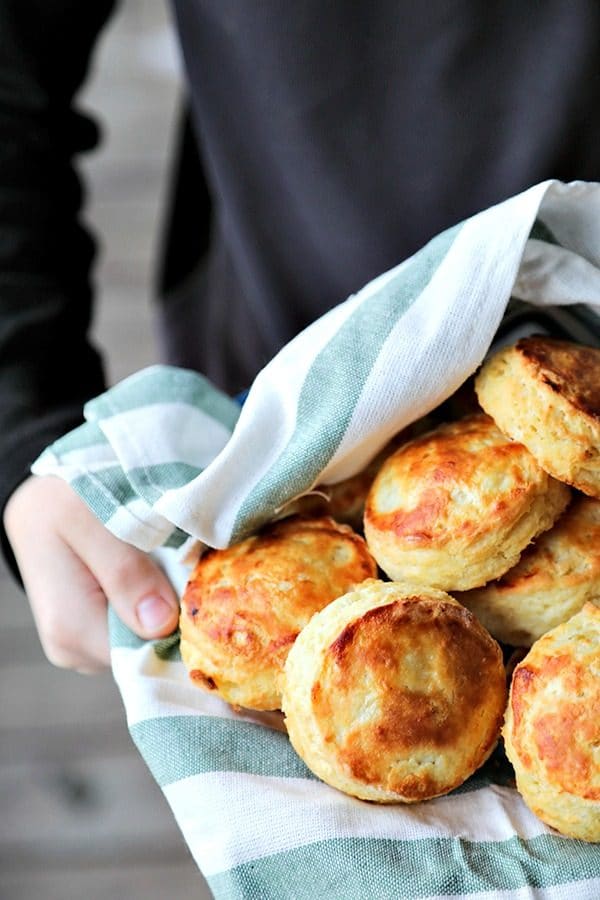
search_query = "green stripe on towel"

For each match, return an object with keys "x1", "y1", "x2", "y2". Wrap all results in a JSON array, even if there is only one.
[
  {"x1": 48, "y1": 420, "x2": 109, "y2": 453},
  {"x1": 231, "y1": 224, "x2": 461, "y2": 542},
  {"x1": 130, "y1": 715, "x2": 314, "y2": 784},
  {"x1": 85, "y1": 365, "x2": 240, "y2": 429},
  {"x1": 208, "y1": 833, "x2": 600, "y2": 899},
  {"x1": 126, "y1": 461, "x2": 204, "y2": 505},
  {"x1": 109, "y1": 608, "x2": 147, "y2": 650},
  {"x1": 71, "y1": 467, "x2": 136, "y2": 523},
  {"x1": 129, "y1": 713, "x2": 497, "y2": 794}
]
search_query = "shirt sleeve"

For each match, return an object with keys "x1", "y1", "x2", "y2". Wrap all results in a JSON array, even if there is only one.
[{"x1": 0, "y1": 1, "x2": 116, "y2": 579}]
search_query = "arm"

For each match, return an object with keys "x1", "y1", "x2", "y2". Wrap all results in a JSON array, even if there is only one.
[
  {"x1": 0, "y1": 0, "x2": 113, "y2": 571},
  {"x1": 1, "y1": 2, "x2": 179, "y2": 668}
]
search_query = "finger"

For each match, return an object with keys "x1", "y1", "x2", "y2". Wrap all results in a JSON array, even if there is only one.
[
  {"x1": 60, "y1": 507, "x2": 180, "y2": 641},
  {"x1": 17, "y1": 525, "x2": 112, "y2": 671},
  {"x1": 6, "y1": 475, "x2": 181, "y2": 659}
]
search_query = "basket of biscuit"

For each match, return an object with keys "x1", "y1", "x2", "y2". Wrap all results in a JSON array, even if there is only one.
[
  {"x1": 180, "y1": 335, "x2": 600, "y2": 836},
  {"x1": 33, "y1": 180, "x2": 600, "y2": 897}
]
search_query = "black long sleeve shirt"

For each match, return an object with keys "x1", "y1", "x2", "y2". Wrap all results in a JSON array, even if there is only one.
[
  {"x1": 0, "y1": 2, "x2": 114, "y2": 572},
  {"x1": 1, "y1": 0, "x2": 600, "y2": 578}
]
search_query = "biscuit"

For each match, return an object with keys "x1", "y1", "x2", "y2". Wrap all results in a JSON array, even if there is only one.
[
  {"x1": 179, "y1": 516, "x2": 377, "y2": 710},
  {"x1": 457, "y1": 494, "x2": 600, "y2": 646},
  {"x1": 475, "y1": 336, "x2": 600, "y2": 498},
  {"x1": 503, "y1": 602, "x2": 600, "y2": 841},
  {"x1": 364, "y1": 414, "x2": 570, "y2": 591},
  {"x1": 282, "y1": 579, "x2": 507, "y2": 803}
]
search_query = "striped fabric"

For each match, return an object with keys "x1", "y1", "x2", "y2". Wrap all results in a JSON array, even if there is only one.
[{"x1": 33, "y1": 180, "x2": 600, "y2": 897}]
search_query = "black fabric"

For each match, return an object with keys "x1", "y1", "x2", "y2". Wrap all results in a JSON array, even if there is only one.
[
  {"x1": 169, "y1": 0, "x2": 600, "y2": 391},
  {"x1": 0, "y1": 1, "x2": 114, "y2": 577},
  {"x1": 1, "y1": 0, "x2": 600, "y2": 580}
]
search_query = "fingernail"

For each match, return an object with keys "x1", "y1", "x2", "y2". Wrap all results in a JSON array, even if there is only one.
[{"x1": 136, "y1": 595, "x2": 177, "y2": 633}]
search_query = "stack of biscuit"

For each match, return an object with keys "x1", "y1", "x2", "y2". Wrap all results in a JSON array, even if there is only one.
[{"x1": 179, "y1": 335, "x2": 600, "y2": 840}]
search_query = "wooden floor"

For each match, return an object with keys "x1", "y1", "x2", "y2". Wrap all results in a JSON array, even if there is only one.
[{"x1": 0, "y1": 3, "x2": 211, "y2": 897}]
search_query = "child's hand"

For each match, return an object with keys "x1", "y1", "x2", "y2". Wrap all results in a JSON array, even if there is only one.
[{"x1": 4, "y1": 476, "x2": 180, "y2": 672}]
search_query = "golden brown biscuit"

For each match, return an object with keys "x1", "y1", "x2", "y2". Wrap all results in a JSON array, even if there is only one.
[
  {"x1": 282, "y1": 579, "x2": 507, "y2": 803},
  {"x1": 458, "y1": 494, "x2": 600, "y2": 646},
  {"x1": 364, "y1": 414, "x2": 570, "y2": 591},
  {"x1": 503, "y1": 602, "x2": 600, "y2": 841},
  {"x1": 179, "y1": 516, "x2": 377, "y2": 710},
  {"x1": 475, "y1": 336, "x2": 600, "y2": 498}
]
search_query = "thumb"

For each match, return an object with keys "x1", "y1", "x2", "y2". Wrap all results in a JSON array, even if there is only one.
[{"x1": 61, "y1": 512, "x2": 180, "y2": 641}]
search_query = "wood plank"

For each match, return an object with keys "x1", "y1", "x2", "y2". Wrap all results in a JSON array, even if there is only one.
[
  {"x1": 0, "y1": 860, "x2": 211, "y2": 900},
  {"x1": 1, "y1": 721, "x2": 134, "y2": 766},
  {"x1": 0, "y1": 590, "x2": 29, "y2": 623},
  {"x1": 90, "y1": 200, "x2": 160, "y2": 265},
  {"x1": 0, "y1": 622, "x2": 49, "y2": 666},
  {"x1": 93, "y1": 286, "x2": 158, "y2": 382},
  {"x1": 0, "y1": 661, "x2": 125, "y2": 730},
  {"x1": 84, "y1": 157, "x2": 166, "y2": 204},
  {"x1": 0, "y1": 754, "x2": 190, "y2": 865},
  {"x1": 0, "y1": 575, "x2": 33, "y2": 630}
]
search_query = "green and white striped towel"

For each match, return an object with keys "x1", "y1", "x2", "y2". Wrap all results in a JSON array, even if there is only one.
[{"x1": 33, "y1": 180, "x2": 600, "y2": 898}]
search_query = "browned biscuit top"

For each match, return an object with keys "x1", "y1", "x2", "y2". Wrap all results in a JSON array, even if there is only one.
[
  {"x1": 508, "y1": 603, "x2": 600, "y2": 801},
  {"x1": 180, "y1": 515, "x2": 377, "y2": 708},
  {"x1": 515, "y1": 336, "x2": 600, "y2": 423},
  {"x1": 365, "y1": 414, "x2": 544, "y2": 548},
  {"x1": 309, "y1": 593, "x2": 506, "y2": 800}
]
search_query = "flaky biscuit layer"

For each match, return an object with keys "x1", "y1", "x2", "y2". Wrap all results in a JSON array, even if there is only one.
[
  {"x1": 476, "y1": 336, "x2": 600, "y2": 497},
  {"x1": 458, "y1": 495, "x2": 600, "y2": 646}
]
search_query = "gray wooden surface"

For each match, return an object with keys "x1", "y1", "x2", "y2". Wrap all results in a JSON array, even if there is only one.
[{"x1": 0, "y1": 3, "x2": 212, "y2": 897}]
